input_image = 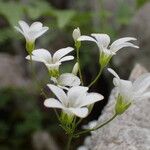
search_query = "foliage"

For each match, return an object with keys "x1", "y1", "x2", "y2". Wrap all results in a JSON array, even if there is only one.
[
  {"x1": 136, "y1": 0, "x2": 149, "y2": 8},
  {"x1": 0, "y1": 87, "x2": 58, "y2": 150}
]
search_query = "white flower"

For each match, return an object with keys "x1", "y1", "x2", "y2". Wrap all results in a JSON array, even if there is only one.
[
  {"x1": 78, "y1": 34, "x2": 139, "y2": 56},
  {"x1": 51, "y1": 73, "x2": 80, "y2": 89},
  {"x1": 72, "y1": 27, "x2": 81, "y2": 41},
  {"x1": 108, "y1": 68, "x2": 150, "y2": 101},
  {"x1": 26, "y1": 47, "x2": 74, "y2": 73},
  {"x1": 44, "y1": 84, "x2": 104, "y2": 118},
  {"x1": 15, "y1": 20, "x2": 49, "y2": 43}
]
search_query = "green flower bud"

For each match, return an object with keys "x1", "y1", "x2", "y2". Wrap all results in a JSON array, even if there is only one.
[{"x1": 115, "y1": 94, "x2": 131, "y2": 115}]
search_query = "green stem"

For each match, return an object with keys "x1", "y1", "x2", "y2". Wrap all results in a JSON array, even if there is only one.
[
  {"x1": 76, "y1": 47, "x2": 84, "y2": 85},
  {"x1": 66, "y1": 134, "x2": 73, "y2": 150},
  {"x1": 75, "y1": 113, "x2": 117, "y2": 137},
  {"x1": 88, "y1": 66, "x2": 104, "y2": 88}
]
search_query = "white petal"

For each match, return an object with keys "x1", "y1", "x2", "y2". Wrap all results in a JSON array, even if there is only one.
[
  {"x1": 140, "y1": 92, "x2": 150, "y2": 99},
  {"x1": 118, "y1": 79, "x2": 133, "y2": 100},
  {"x1": 44, "y1": 98, "x2": 64, "y2": 108},
  {"x1": 77, "y1": 35, "x2": 97, "y2": 43},
  {"x1": 67, "y1": 86, "x2": 89, "y2": 107},
  {"x1": 58, "y1": 73, "x2": 80, "y2": 87},
  {"x1": 32, "y1": 49, "x2": 52, "y2": 63},
  {"x1": 53, "y1": 47, "x2": 74, "y2": 61},
  {"x1": 30, "y1": 22, "x2": 43, "y2": 31},
  {"x1": 107, "y1": 68, "x2": 120, "y2": 79},
  {"x1": 18, "y1": 20, "x2": 29, "y2": 33},
  {"x1": 91, "y1": 33, "x2": 110, "y2": 48},
  {"x1": 79, "y1": 93, "x2": 104, "y2": 107},
  {"x1": 68, "y1": 86, "x2": 88, "y2": 100},
  {"x1": 133, "y1": 73, "x2": 150, "y2": 94},
  {"x1": 30, "y1": 27, "x2": 49, "y2": 40},
  {"x1": 26, "y1": 55, "x2": 45, "y2": 63},
  {"x1": 47, "y1": 84, "x2": 67, "y2": 106},
  {"x1": 59, "y1": 55, "x2": 74, "y2": 62},
  {"x1": 68, "y1": 107, "x2": 88, "y2": 118},
  {"x1": 46, "y1": 62, "x2": 61, "y2": 70},
  {"x1": 110, "y1": 37, "x2": 138, "y2": 52},
  {"x1": 14, "y1": 26, "x2": 24, "y2": 35}
]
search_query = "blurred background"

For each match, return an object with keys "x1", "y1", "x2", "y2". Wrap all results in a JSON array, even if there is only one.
[{"x1": 0, "y1": 0, "x2": 150, "y2": 149}]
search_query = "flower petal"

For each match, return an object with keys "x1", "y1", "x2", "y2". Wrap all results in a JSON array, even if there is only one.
[
  {"x1": 110, "y1": 37, "x2": 138, "y2": 52},
  {"x1": 47, "y1": 84, "x2": 67, "y2": 106},
  {"x1": 30, "y1": 27, "x2": 49, "y2": 40},
  {"x1": 67, "y1": 86, "x2": 89, "y2": 107},
  {"x1": 31, "y1": 49, "x2": 52, "y2": 63},
  {"x1": 30, "y1": 22, "x2": 43, "y2": 31},
  {"x1": 91, "y1": 33, "x2": 110, "y2": 48},
  {"x1": 58, "y1": 73, "x2": 80, "y2": 87},
  {"x1": 44, "y1": 98, "x2": 64, "y2": 108},
  {"x1": 19, "y1": 20, "x2": 29, "y2": 33},
  {"x1": 14, "y1": 26, "x2": 24, "y2": 35},
  {"x1": 68, "y1": 107, "x2": 88, "y2": 118},
  {"x1": 53, "y1": 47, "x2": 74, "y2": 61},
  {"x1": 133, "y1": 73, "x2": 150, "y2": 94},
  {"x1": 45, "y1": 62, "x2": 61, "y2": 70},
  {"x1": 77, "y1": 35, "x2": 97, "y2": 43},
  {"x1": 59, "y1": 55, "x2": 74, "y2": 62},
  {"x1": 79, "y1": 93, "x2": 104, "y2": 107},
  {"x1": 107, "y1": 68, "x2": 120, "y2": 79}
]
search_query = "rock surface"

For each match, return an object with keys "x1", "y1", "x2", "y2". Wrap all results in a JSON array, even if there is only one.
[
  {"x1": 0, "y1": 53, "x2": 31, "y2": 88},
  {"x1": 114, "y1": 2, "x2": 150, "y2": 76},
  {"x1": 81, "y1": 64, "x2": 150, "y2": 150}
]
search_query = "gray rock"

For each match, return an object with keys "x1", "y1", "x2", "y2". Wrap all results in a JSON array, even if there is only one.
[
  {"x1": 81, "y1": 64, "x2": 150, "y2": 150},
  {"x1": 0, "y1": 53, "x2": 31, "y2": 88},
  {"x1": 114, "y1": 2, "x2": 150, "y2": 76}
]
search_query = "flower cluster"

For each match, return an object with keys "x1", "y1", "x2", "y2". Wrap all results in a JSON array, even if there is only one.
[{"x1": 15, "y1": 20, "x2": 150, "y2": 150}]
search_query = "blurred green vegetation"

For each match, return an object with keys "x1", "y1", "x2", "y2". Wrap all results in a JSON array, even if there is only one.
[{"x1": 0, "y1": 0, "x2": 149, "y2": 149}]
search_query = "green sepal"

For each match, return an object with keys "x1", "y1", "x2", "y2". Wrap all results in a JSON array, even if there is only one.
[
  {"x1": 99, "y1": 52, "x2": 112, "y2": 68},
  {"x1": 48, "y1": 69, "x2": 59, "y2": 78},
  {"x1": 26, "y1": 41, "x2": 35, "y2": 54},
  {"x1": 75, "y1": 41, "x2": 81, "y2": 50},
  {"x1": 115, "y1": 94, "x2": 131, "y2": 115}
]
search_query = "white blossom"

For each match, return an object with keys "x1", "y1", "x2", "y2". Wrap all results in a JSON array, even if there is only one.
[
  {"x1": 51, "y1": 73, "x2": 80, "y2": 89},
  {"x1": 78, "y1": 34, "x2": 139, "y2": 56},
  {"x1": 72, "y1": 27, "x2": 81, "y2": 41},
  {"x1": 26, "y1": 47, "x2": 74, "y2": 72},
  {"x1": 44, "y1": 84, "x2": 104, "y2": 118},
  {"x1": 108, "y1": 68, "x2": 150, "y2": 102},
  {"x1": 15, "y1": 20, "x2": 49, "y2": 43}
]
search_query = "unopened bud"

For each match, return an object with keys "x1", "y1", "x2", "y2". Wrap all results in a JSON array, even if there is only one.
[
  {"x1": 72, "y1": 62, "x2": 79, "y2": 75},
  {"x1": 115, "y1": 94, "x2": 131, "y2": 115},
  {"x1": 72, "y1": 27, "x2": 81, "y2": 41}
]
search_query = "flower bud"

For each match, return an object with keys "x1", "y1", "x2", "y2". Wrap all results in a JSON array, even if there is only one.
[
  {"x1": 115, "y1": 95, "x2": 131, "y2": 115},
  {"x1": 72, "y1": 27, "x2": 81, "y2": 41},
  {"x1": 72, "y1": 62, "x2": 79, "y2": 75}
]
